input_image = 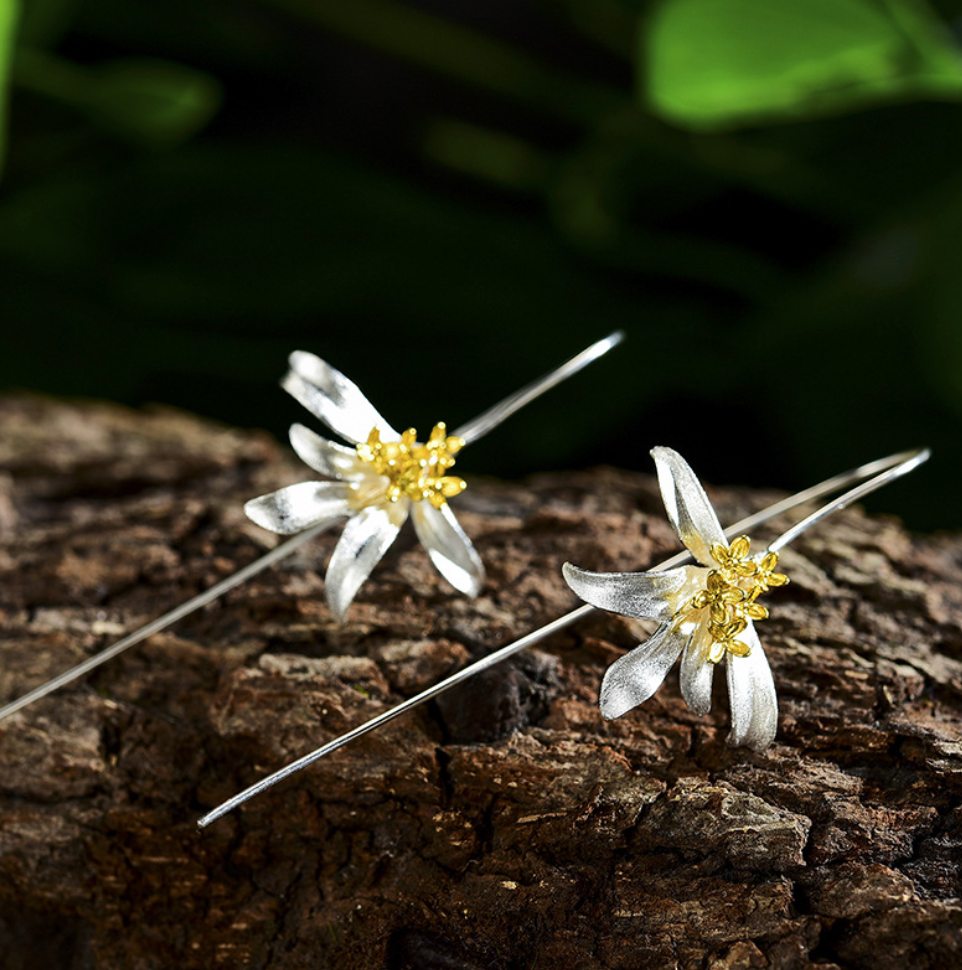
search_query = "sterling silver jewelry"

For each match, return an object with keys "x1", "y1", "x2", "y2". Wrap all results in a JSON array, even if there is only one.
[
  {"x1": 0, "y1": 332, "x2": 623, "y2": 722},
  {"x1": 197, "y1": 444, "x2": 928, "y2": 828}
]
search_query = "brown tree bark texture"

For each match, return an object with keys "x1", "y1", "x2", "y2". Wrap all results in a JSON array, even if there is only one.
[{"x1": 1, "y1": 395, "x2": 961, "y2": 970}]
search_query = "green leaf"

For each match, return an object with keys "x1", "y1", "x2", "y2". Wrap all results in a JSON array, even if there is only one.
[
  {"x1": 0, "y1": 0, "x2": 19, "y2": 176},
  {"x1": 645, "y1": 0, "x2": 962, "y2": 129}
]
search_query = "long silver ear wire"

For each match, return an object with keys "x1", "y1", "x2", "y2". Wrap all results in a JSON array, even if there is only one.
[
  {"x1": 197, "y1": 445, "x2": 929, "y2": 829},
  {"x1": 0, "y1": 331, "x2": 624, "y2": 722}
]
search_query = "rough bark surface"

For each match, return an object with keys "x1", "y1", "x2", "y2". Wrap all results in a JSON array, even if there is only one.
[{"x1": 1, "y1": 395, "x2": 961, "y2": 970}]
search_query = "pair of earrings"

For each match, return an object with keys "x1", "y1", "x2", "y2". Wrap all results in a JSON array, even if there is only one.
[{"x1": 0, "y1": 334, "x2": 929, "y2": 830}]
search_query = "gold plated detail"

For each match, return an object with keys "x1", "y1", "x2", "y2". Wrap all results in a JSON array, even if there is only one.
[
  {"x1": 685, "y1": 536, "x2": 789, "y2": 663},
  {"x1": 357, "y1": 423, "x2": 466, "y2": 508}
]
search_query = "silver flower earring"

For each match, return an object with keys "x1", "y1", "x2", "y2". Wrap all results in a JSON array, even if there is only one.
[
  {"x1": 247, "y1": 353, "x2": 486, "y2": 621},
  {"x1": 0, "y1": 332, "x2": 623, "y2": 721},
  {"x1": 563, "y1": 446, "x2": 788, "y2": 751},
  {"x1": 198, "y1": 444, "x2": 928, "y2": 828}
]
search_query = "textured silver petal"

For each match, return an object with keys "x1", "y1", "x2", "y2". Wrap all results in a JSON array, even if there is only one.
[
  {"x1": 325, "y1": 504, "x2": 404, "y2": 622},
  {"x1": 726, "y1": 623, "x2": 778, "y2": 751},
  {"x1": 679, "y1": 622, "x2": 714, "y2": 716},
  {"x1": 651, "y1": 446, "x2": 728, "y2": 567},
  {"x1": 411, "y1": 501, "x2": 485, "y2": 596},
  {"x1": 289, "y1": 423, "x2": 368, "y2": 480},
  {"x1": 282, "y1": 352, "x2": 400, "y2": 445},
  {"x1": 561, "y1": 562, "x2": 692, "y2": 622},
  {"x1": 244, "y1": 482, "x2": 354, "y2": 535},
  {"x1": 599, "y1": 622, "x2": 687, "y2": 720}
]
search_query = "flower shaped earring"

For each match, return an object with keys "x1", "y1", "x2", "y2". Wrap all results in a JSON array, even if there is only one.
[
  {"x1": 198, "y1": 444, "x2": 928, "y2": 827},
  {"x1": 245, "y1": 351, "x2": 486, "y2": 621},
  {"x1": 0, "y1": 332, "x2": 623, "y2": 721},
  {"x1": 563, "y1": 447, "x2": 788, "y2": 750}
]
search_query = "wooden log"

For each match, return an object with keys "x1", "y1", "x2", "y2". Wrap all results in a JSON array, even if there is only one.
[{"x1": 0, "y1": 395, "x2": 960, "y2": 970}]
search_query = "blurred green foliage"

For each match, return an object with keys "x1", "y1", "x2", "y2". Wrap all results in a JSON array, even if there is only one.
[
  {"x1": 0, "y1": 0, "x2": 17, "y2": 174},
  {"x1": 647, "y1": 0, "x2": 962, "y2": 127},
  {"x1": 2, "y1": 0, "x2": 962, "y2": 530}
]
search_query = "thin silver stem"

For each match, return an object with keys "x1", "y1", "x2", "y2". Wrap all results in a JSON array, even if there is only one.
[
  {"x1": 452, "y1": 330, "x2": 625, "y2": 445},
  {"x1": 197, "y1": 444, "x2": 928, "y2": 828},
  {"x1": 0, "y1": 521, "x2": 334, "y2": 722},
  {"x1": 769, "y1": 447, "x2": 929, "y2": 553},
  {"x1": 197, "y1": 604, "x2": 592, "y2": 828},
  {"x1": 0, "y1": 334, "x2": 625, "y2": 722}
]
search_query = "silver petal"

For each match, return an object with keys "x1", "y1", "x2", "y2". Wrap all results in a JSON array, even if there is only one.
[
  {"x1": 562, "y1": 562, "x2": 692, "y2": 622},
  {"x1": 244, "y1": 481, "x2": 353, "y2": 535},
  {"x1": 325, "y1": 504, "x2": 404, "y2": 622},
  {"x1": 599, "y1": 621, "x2": 687, "y2": 720},
  {"x1": 411, "y1": 501, "x2": 485, "y2": 596},
  {"x1": 282, "y1": 352, "x2": 400, "y2": 445},
  {"x1": 289, "y1": 423, "x2": 368, "y2": 480},
  {"x1": 679, "y1": 621, "x2": 714, "y2": 716},
  {"x1": 726, "y1": 623, "x2": 778, "y2": 751},
  {"x1": 651, "y1": 446, "x2": 728, "y2": 567}
]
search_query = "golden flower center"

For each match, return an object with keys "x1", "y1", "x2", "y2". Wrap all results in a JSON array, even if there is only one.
[
  {"x1": 356, "y1": 423, "x2": 466, "y2": 509},
  {"x1": 686, "y1": 536, "x2": 789, "y2": 663}
]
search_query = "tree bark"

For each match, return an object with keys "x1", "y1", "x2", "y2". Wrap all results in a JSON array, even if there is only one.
[{"x1": 0, "y1": 395, "x2": 960, "y2": 970}]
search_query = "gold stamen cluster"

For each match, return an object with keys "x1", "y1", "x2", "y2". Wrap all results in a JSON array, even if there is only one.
[
  {"x1": 686, "y1": 536, "x2": 789, "y2": 663},
  {"x1": 356, "y1": 424, "x2": 466, "y2": 509}
]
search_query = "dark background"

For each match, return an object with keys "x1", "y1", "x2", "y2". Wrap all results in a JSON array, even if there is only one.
[{"x1": 3, "y1": 0, "x2": 962, "y2": 531}]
